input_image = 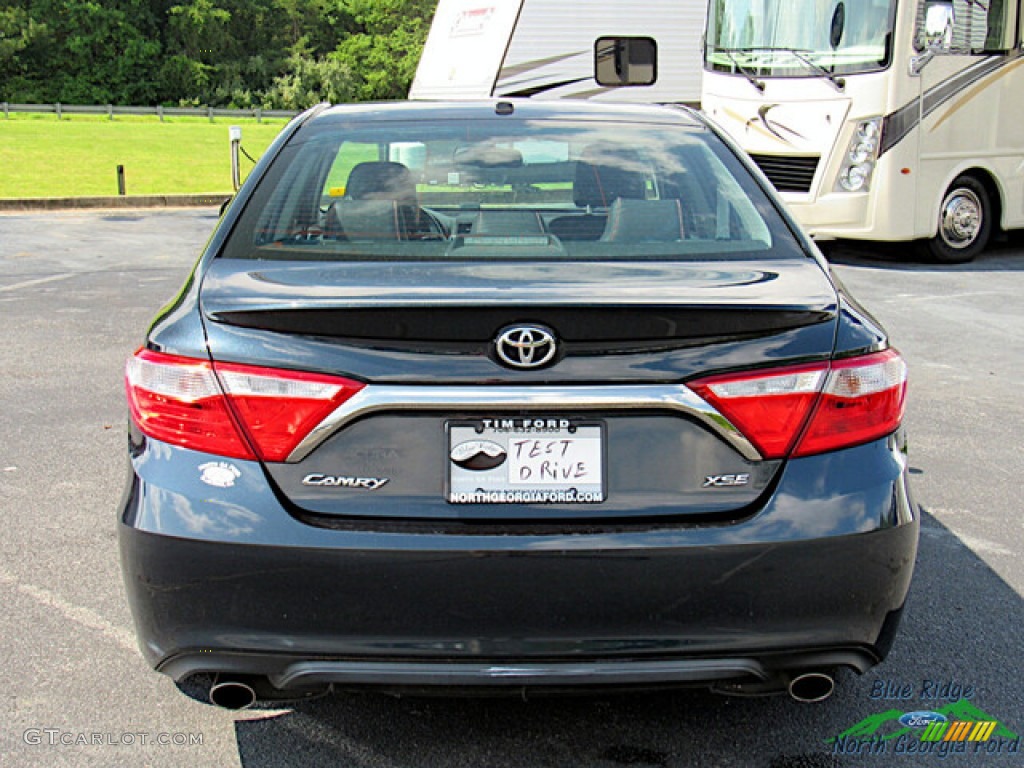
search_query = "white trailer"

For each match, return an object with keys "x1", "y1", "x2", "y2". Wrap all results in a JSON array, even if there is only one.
[
  {"x1": 410, "y1": 0, "x2": 708, "y2": 104},
  {"x1": 701, "y1": 0, "x2": 1024, "y2": 262}
]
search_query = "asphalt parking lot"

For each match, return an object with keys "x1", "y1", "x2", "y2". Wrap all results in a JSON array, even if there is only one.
[{"x1": 1, "y1": 209, "x2": 1021, "y2": 767}]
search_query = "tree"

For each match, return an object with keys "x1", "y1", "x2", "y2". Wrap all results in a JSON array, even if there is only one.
[
  {"x1": 0, "y1": 6, "x2": 51, "y2": 100},
  {"x1": 0, "y1": 0, "x2": 438, "y2": 106},
  {"x1": 332, "y1": 0, "x2": 435, "y2": 101},
  {"x1": 1, "y1": 0, "x2": 162, "y2": 103},
  {"x1": 263, "y1": 41, "x2": 357, "y2": 109}
]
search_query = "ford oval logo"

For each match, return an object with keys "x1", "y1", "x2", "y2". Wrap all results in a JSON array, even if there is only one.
[
  {"x1": 495, "y1": 324, "x2": 557, "y2": 369},
  {"x1": 899, "y1": 711, "x2": 948, "y2": 728}
]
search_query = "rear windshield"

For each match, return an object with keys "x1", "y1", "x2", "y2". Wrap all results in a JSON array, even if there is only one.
[{"x1": 221, "y1": 116, "x2": 804, "y2": 262}]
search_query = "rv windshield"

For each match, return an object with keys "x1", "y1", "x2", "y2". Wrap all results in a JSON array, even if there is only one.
[{"x1": 705, "y1": 0, "x2": 897, "y2": 77}]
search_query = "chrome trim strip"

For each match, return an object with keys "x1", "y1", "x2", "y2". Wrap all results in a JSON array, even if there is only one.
[
  {"x1": 286, "y1": 384, "x2": 762, "y2": 463},
  {"x1": 270, "y1": 657, "x2": 767, "y2": 689}
]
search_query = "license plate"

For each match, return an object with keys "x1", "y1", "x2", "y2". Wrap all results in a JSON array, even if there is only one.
[{"x1": 447, "y1": 419, "x2": 605, "y2": 504}]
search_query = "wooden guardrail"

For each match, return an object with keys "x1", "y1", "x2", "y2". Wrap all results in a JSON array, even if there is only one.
[{"x1": 0, "y1": 103, "x2": 298, "y2": 122}]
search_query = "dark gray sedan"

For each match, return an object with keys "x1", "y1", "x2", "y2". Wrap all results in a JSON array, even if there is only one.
[{"x1": 119, "y1": 100, "x2": 917, "y2": 709}]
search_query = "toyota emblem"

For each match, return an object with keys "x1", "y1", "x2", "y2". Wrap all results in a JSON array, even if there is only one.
[{"x1": 494, "y1": 325, "x2": 557, "y2": 369}]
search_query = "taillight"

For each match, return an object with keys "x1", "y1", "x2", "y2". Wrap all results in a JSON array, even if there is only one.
[
  {"x1": 213, "y1": 360, "x2": 364, "y2": 461},
  {"x1": 125, "y1": 349, "x2": 364, "y2": 461},
  {"x1": 689, "y1": 350, "x2": 906, "y2": 460},
  {"x1": 126, "y1": 350, "x2": 252, "y2": 459},
  {"x1": 794, "y1": 350, "x2": 907, "y2": 457}
]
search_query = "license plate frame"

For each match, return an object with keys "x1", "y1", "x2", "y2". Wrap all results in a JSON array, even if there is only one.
[{"x1": 446, "y1": 418, "x2": 606, "y2": 504}]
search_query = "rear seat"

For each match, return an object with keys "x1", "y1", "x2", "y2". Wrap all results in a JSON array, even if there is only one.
[
  {"x1": 548, "y1": 147, "x2": 647, "y2": 241},
  {"x1": 601, "y1": 199, "x2": 686, "y2": 242}
]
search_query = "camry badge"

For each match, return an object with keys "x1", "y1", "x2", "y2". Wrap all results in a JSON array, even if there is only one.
[
  {"x1": 495, "y1": 324, "x2": 557, "y2": 369},
  {"x1": 302, "y1": 474, "x2": 389, "y2": 490},
  {"x1": 450, "y1": 440, "x2": 507, "y2": 471}
]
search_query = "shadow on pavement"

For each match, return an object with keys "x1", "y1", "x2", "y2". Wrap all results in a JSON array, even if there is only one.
[
  {"x1": 819, "y1": 231, "x2": 1024, "y2": 273},
  {"x1": 226, "y1": 510, "x2": 1023, "y2": 768}
]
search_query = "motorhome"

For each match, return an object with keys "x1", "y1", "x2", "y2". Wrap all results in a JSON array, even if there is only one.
[
  {"x1": 410, "y1": 0, "x2": 707, "y2": 104},
  {"x1": 702, "y1": 0, "x2": 1024, "y2": 262}
]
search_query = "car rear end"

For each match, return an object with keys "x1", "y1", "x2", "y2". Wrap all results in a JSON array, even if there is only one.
[{"x1": 119, "y1": 101, "x2": 917, "y2": 703}]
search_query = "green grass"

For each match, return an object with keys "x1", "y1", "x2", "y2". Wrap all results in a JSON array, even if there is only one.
[{"x1": 0, "y1": 113, "x2": 289, "y2": 197}]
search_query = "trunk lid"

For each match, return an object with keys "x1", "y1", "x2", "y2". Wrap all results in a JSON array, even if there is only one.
[{"x1": 200, "y1": 257, "x2": 838, "y2": 522}]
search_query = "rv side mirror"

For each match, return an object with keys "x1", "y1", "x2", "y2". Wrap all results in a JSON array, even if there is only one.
[
  {"x1": 595, "y1": 37, "x2": 657, "y2": 87},
  {"x1": 922, "y1": 2, "x2": 954, "y2": 53}
]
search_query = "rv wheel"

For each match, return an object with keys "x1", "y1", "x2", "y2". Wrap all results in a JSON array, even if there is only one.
[{"x1": 920, "y1": 175, "x2": 992, "y2": 264}]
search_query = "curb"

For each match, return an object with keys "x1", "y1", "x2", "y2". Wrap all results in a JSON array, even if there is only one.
[{"x1": 0, "y1": 193, "x2": 231, "y2": 211}]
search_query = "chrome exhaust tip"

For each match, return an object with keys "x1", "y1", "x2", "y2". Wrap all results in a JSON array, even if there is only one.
[
  {"x1": 209, "y1": 678, "x2": 257, "y2": 710},
  {"x1": 787, "y1": 671, "x2": 835, "y2": 703}
]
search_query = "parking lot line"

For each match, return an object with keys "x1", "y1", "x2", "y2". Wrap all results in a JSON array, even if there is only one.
[
  {"x1": 0, "y1": 274, "x2": 74, "y2": 293},
  {"x1": 0, "y1": 567, "x2": 137, "y2": 653}
]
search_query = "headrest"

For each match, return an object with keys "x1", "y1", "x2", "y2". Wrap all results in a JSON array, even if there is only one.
[
  {"x1": 332, "y1": 199, "x2": 402, "y2": 240},
  {"x1": 454, "y1": 144, "x2": 523, "y2": 169},
  {"x1": 601, "y1": 198, "x2": 685, "y2": 242},
  {"x1": 346, "y1": 161, "x2": 416, "y2": 202}
]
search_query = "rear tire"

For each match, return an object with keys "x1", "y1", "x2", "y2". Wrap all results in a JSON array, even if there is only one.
[{"x1": 919, "y1": 175, "x2": 992, "y2": 264}]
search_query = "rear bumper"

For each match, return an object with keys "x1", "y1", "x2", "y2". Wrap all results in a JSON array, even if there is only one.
[{"x1": 119, "y1": 434, "x2": 918, "y2": 689}]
